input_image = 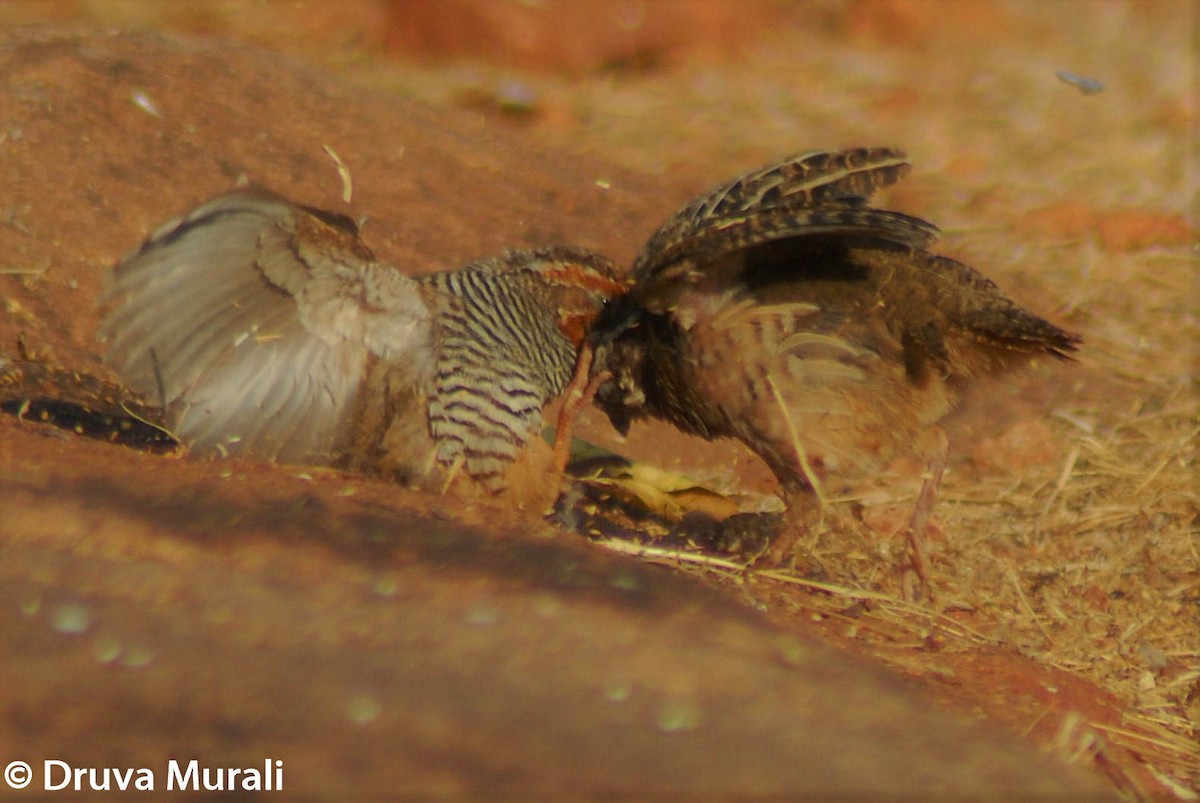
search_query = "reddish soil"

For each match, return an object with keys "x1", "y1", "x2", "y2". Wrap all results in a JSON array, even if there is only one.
[{"x1": 1, "y1": 2, "x2": 1195, "y2": 799}]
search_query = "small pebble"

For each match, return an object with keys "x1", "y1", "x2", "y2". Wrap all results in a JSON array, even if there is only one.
[
  {"x1": 52, "y1": 602, "x2": 90, "y2": 635},
  {"x1": 609, "y1": 571, "x2": 639, "y2": 592},
  {"x1": 464, "y1": 603, "x2": 499, "y2": 626},
  {"x1": 346, "y1": 693, "x2": 381, "y2": 725},
  {"x1": 373, "y1": 575, "x2": 400, "y2": 597},
  {"x1": 130, "y1": 88, "x2": 162, "y2": 116},
  {"x1": 604, "y1": 683, "x2": 632, "y2": 703},
  {"x1": 656, "y1": 699, "x2": 702, "y2": 733},
  {"x1": 121, "y1": 644, "x2": 155, "y2": 668},
  {"x1": 1055, "y1": 70, "x2": 1105, "y2": 94},
  {"x1": 93, "y1": 636, "x2": 122, "y2": 664}
]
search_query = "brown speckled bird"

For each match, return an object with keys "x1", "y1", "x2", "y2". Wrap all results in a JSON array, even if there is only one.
[
  {"x1": 100, "y1": 188, "x2": 624, "y2": 507},
  {"x1": 576, "y1": 148, "x2": 1081, "y2": 571}
]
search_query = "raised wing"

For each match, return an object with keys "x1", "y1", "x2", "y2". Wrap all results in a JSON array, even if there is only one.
[
  {"x1": 634, "y1": 204, "x2": 940, "y2": 310},
  {"x1": 634, "y1": 148, "x2": 919, "y2": 279},
  {"x1": 100, "y1": 188, "x2": 432, "y2": 463}
]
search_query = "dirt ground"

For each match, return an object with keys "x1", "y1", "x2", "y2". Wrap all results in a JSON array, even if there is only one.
[{"x1": 0, "y1": 1, "x2": 1195, "y2": 799}]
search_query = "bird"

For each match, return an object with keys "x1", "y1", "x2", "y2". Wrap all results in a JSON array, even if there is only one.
[
  {"x1": 99, "y1": 188, "x2": 626, "y2": 508},
  {"x1": 565, "y1": 147, "x2": 1081, "y2": 576}
]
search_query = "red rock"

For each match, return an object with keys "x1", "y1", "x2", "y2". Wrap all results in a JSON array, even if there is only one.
[
  {"x1": 868, "y1": 86, "x2": 921, "y2": 121},
  {"x1": 1097, "y1": 210, "x2": 1191, "y2": 251},
  {"x1": 943, "y1": 153, "x2": 990, "y2": 181},
  {"x1": 1017, "y1": 202, "x2": 1096, "y2": 240},
  {"x1": 380, "y1": 0, "x2": 783, "y2": 73},
  {"x1": 842, "y1": 0, "x2": 1010, "y2": 48}
]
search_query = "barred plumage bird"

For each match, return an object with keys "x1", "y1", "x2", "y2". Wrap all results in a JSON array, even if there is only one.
[
  {"x1": 100, "y1": 188, "x2": 624, "y2": 506},
  {"x1": 576, "y1": 148, "x2": 1081, "y2": 571}
]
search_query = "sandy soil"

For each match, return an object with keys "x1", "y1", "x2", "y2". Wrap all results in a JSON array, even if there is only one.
[{"x1": 0, "y1": 1, "x2": 1195, "y2": 799}]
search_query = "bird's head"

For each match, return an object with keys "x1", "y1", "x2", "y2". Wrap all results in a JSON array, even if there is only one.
[
  {"x1": 514, "y1": 245, "x2": 629, "y2": 348},
  {"x1": 585, "y1": 297, "x2": 653, "y2": 437}
]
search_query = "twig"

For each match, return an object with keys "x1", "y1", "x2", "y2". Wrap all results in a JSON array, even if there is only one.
[
  {"x1": 323, "y1": 145, "x2": 353, "y2": 203},
  {"x1": 1041, "y1": 443, "x2": 1080, "y2": 514}
]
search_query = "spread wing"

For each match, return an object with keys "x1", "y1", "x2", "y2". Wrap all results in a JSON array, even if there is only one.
[
  {"x1": 622, "y1": 150, "x2": 938, "y2": 318},
  {"x1": 633, "y1": 147, "x2": 930, "y2": 282},
  {"x1": 99, "y1": 188, "x2": 432, "y2": 463},
  {"x1": 623, "y1": 149, "x2": 1077, "y2": 361}
]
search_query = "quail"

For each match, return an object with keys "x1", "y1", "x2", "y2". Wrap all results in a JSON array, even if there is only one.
[
  {"x1": 567, "y1": 148, "x2": 1081, "y2": 573},
  {"x1": 100, "y1": 188, "x2": 625, "y2": 507}
]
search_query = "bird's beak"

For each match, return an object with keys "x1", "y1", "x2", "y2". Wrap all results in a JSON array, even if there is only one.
[
  {"x1": 592, "y1": 371, "x2": 632, "y2": 437},
  {"x1": 606, "y1": 408, "x2": 632, "y2": 438}
]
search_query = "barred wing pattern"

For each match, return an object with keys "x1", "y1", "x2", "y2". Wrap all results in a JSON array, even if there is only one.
[
  {"x1": 100, "y1": 189, "x2": 432, "y2": 464},
  {"x1": 622, "y1": 147, "x2": 1078, "y2": 360},
  {"x1": 633, "y1": 148, "x2": 924, "y2": 281}
]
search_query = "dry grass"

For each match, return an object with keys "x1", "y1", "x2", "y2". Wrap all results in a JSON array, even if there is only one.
[{"x1": 491, "y1": 2, "x2": 1198, "y2": 795}]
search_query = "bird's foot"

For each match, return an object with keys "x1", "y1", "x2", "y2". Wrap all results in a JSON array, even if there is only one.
[
  {"x1": 550, "y1": 343, "x2": 610, "y2": 481},
  {"x1": 901, "y1": 429, "x2": 949, "y2": 602}
]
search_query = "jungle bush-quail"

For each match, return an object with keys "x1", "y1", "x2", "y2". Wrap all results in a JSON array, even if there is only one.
[
  {"x1": 575, "y1": 148, "x2": 1081, "y2": 568},
  {"x1": 100, "y1": 188, "x2": 625, "y2": 507}
]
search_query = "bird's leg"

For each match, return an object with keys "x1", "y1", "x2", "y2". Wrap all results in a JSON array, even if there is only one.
[
  {"x1": 761, "y1": 375, "x2": 827, "y2": 567},
  {"x1": 439, "y1": 453, "x2": 467, "y2": 495},
  {"x1": 764, "y1": 489, "x2": 822, "y2": 567},
  {"x1": 550, "y1": 342, "x2": 611, "y2": 482},
  {"x1": 903, "y1": 427, "x2": 949, "y2": 598}
]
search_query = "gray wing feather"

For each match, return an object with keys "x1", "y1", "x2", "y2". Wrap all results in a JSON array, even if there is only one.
[{"x1": 100, "y1": 189, "x2": 431, "y2": 463}]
